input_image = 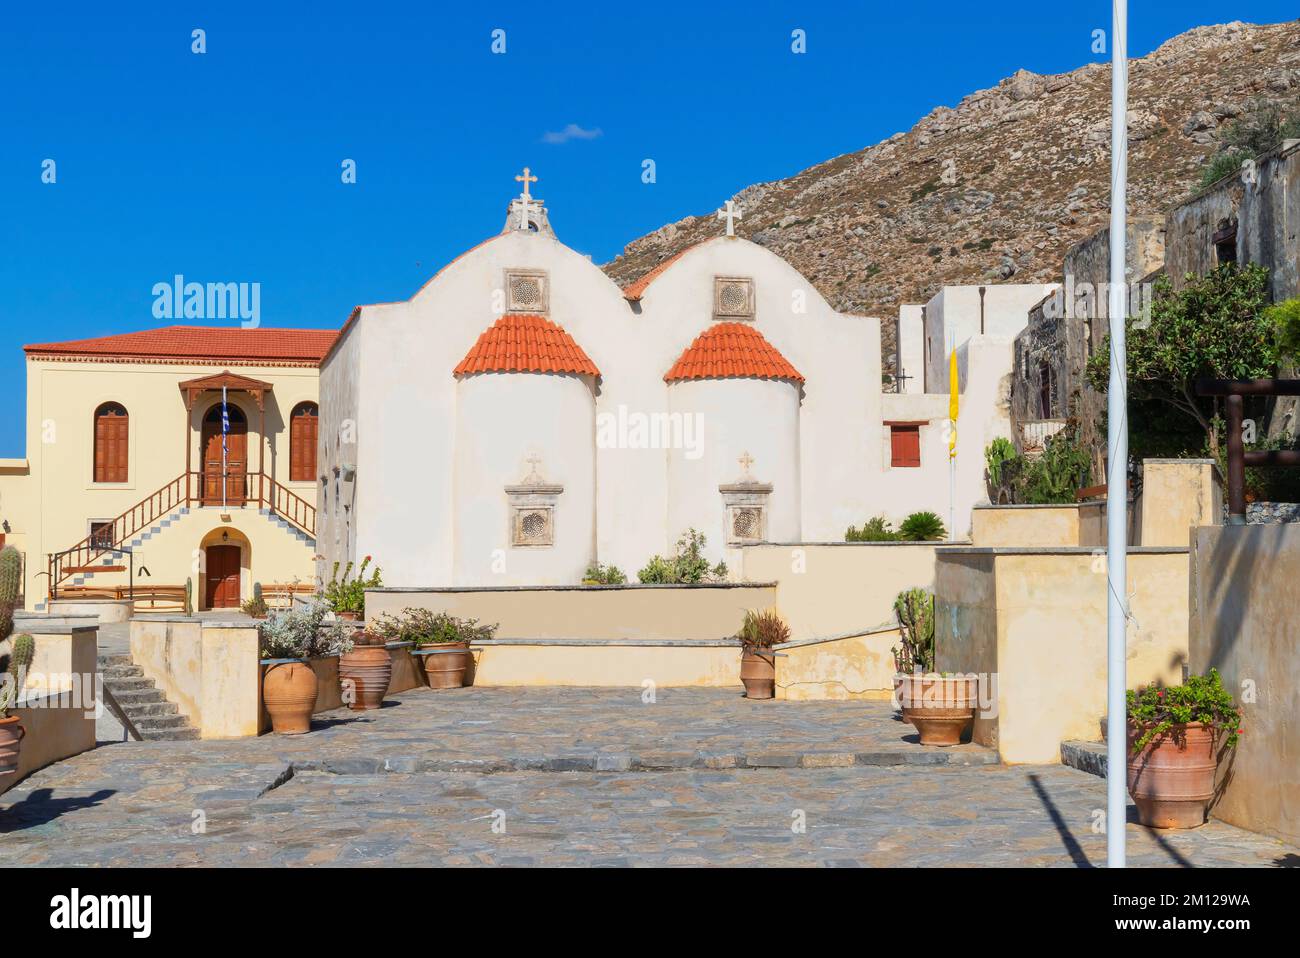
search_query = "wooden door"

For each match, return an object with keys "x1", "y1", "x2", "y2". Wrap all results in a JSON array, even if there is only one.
[
  {"x1": 205, "y1": 545, "x2": 241, "y2": 609},
  {"x1": 94, "y1": 403, "x2": 129, "y2": 483},
  {"x1": 201, "y1": 405, "x2": 248, "y2": 505}
]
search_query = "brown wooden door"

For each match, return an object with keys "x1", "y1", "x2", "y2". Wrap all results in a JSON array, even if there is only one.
[
  {"x1": 205, "y1": 545, "x2": 241, "y2": 609},
  {"x1": 289, "y1": 403, "x2": 318, "y2": 481},
  {"x1": 94, "y1": 403, "x2": 129, "y2": 483},
  {"x1": 201, "y1": 405, "x2": 248, "y2": 505}
]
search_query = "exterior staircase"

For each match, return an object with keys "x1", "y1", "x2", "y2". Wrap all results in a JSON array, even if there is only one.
[{"x1": 99, "y1": 655, "x2": 200, "y2": 741}]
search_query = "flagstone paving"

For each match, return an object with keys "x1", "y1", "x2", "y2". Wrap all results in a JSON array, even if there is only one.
[{"x1": 2, "y1": 688, "x2": 1296, "y2": 867}]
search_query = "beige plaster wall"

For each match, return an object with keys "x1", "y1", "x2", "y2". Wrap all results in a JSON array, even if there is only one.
[
  {"x1": 366, "y1": 584, "x2": 777, "y2": 641},
  {"x1": 936, "y1": 547, "x2": 1190, "y2": 764},
  {"x1": 738, "y1": 543, "x2": 938, "y2": 639},
  {"x1": 775, "y1": 627, "x2": 899, "y2": 701},
  {"x1": 970, "y1": 506, "x2": 1081, "y2": 548},
  {"x1": 1140, "y1": 459, "x2": 1221, "y2": 548},
  {"x1": 1, "y1": 622, "x2": 98, "y2": 794},
  {"x1": 468, "y1": 642, "x2": 741, "y2": 688},
  {"x1": 1189, "y1": 523, "x2": 1300, "y2": 846},
  {"x1": 130, "y1": 618, "x2": 260, "y2": 738}
]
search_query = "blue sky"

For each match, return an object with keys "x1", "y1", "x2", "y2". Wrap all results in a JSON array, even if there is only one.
[{"x1": 1, "y1": 1, "x2": 1295, "y2": 455}]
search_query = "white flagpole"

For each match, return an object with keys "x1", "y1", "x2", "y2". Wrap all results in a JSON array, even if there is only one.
[
  {"x1": 1106, "y1": 0, "x2": 1129, "y2": 870},
  {"x1": 222, "y1": 386, "x2": 229, "y2": 511}
]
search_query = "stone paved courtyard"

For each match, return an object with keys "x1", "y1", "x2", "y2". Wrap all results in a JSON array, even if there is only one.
[{"x1": 3, "y1": 688, "x2": 1296, "y2": 867}]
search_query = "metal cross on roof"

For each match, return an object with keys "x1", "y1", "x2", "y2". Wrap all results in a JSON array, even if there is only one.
[{"x1": 717, "y1": 200, "x2": 742, "y2": 237}]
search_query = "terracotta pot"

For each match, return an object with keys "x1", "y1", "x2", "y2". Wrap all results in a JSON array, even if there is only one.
[
  {"x1": 336, "y1": 611, "x2": 360, "y2": 622},
  {"x1": 339, "y1": 643, "x2": 392, "y2": 710},
  {"x1": 262, "y1": 660, "x2": 318, "y2": 734},
  {"x1": 1127, "y1": 721, "x2": 1218, "y2": 829},
  {"x1": 421, "y1": 642, "x2": 471, "y2": 689},
  {"x1": 740, "y1": 648, "x2": 776, "y2": 699},
  {"x1": 0, "y1": 714, "x2": 26, "y2": 777},
  {"x1": 894, "y1": 674, "x2": 978, "y2": 746}
]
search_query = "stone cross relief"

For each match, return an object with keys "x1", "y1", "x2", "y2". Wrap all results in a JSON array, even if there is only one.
[
  {"x1": 515, "y1": 166, "x2": 538, "y2": 230},
  {"x1": 522, "y1": 453, "x2": 545, "y2": 484},
  {"x1": 717, "y1": 200, "x2": 742, "y2": 237},
  {"x1": 737, "y1": 450, "x2": 755, "y2": 480}
]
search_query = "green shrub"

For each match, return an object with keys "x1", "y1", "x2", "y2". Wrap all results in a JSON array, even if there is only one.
[
  {"x1": 371, "y1": 607, "x2": 497, "y2": 647},
  {"x1": 898, "y1": 511, "x2": 946, "y2": 541},
  {"x1": 258, "y1": 603, "x2": 349, "y2": 660},
  {"x1": 891, "y1": 588, "x2": 934, "y2": 674},
  {"x1": 1018, "y1": 431, "x2": 1092, "y2": 504},
  {"x1": 637, "y1": 529, "x2": 727, "y2": 584},
  {"x1": 322, "y1": 556, "x2": 382, "y2": 616},
  {"x1": 582, "y1": 562, "x2": 627, "y2": 585},
  {"x1": 984, "y1": 438, "x2": 1017, "y2": 487},
  {"x1": 845, "y1": 516, "x2": 898, "y2": 541},
  {"x1": 1198, "y1": 149, "x2": 1251, "y2": 189},
  {"x1": 738, "y1": 609, "x2": 790, "y2": 650},
  {"x1": 1266, "y1": 297, "x2": 1300, "y2": 359},
  {"x1": 1128, "y1": 668, "x2": 1242, "y2": 753}
]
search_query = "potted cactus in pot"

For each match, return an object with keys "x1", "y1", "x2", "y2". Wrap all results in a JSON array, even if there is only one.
[
  {"x1": 259, "y1": 604, "x2": 349, "y2": 734},
  {"x1": 892, "y1": 587, "x2": 977, "y2": 746},
  {"x1": 373, "y1": 608, "x2": 494, "y2": 689},
  {"x1": 241, "y1": 582, "x2": 269, "y2": 619},
  {"x1": 0, "y1": 633, "x2": 34, "y2": 777},
  {"x1": 737, "y1": 608, "x2": 789, "y2": 700},
  {"x1": 1127, "y1": 669, "x2": 1243, "y2": 829}
]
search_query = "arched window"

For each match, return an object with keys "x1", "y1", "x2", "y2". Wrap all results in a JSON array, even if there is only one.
[
  {"x1": 93, "y1": 402, "x2": 129, "y2": 483},
  {"x1": 289, "y1": 402, "x2": 319, "y2": 482}
]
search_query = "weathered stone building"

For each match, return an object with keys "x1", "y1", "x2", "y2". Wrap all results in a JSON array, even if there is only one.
[
  {"x1": 1009, "y1": 219, "x2": 1166, "y2": 470},
  {"x1": 1010, "y1": 138, "x2": 1300, "y2": 469}
]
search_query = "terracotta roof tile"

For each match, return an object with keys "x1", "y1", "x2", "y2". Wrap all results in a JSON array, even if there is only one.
[
  {"x1": 621, "y1": 243, "x2": 703, "y2": 301},
  {"x1": 664, "y1": 322, "x2": 804, "y2": 384},
  {"x1": 454, "y1": 313, "x2": 600, "y2": 378},
  {"x1": 24, "y1": 325, "x2": 339, "y2": 366}
]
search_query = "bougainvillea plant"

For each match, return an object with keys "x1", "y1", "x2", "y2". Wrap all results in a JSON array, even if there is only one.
[{"x1": 1127, "y1": 668, "x2": 1243, "y2": 753}]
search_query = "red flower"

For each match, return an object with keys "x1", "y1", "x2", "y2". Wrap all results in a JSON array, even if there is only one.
[
  {"x1": 1156, "y1": 690, "x2": 1163, "y2": 697},
  {"x1": 1237, "y1": 728, "x2": 1245, "y2": 735}
]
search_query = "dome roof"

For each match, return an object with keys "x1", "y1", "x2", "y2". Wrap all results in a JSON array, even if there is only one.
[
  {"x1": 454, "y1": 313, "x2": 600, "y2": 377},
  {"x1": 664, "y1": 322, "x2": 804, "y2": 384}
]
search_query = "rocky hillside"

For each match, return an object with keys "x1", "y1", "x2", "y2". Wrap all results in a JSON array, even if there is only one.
[{"x1": 603, "y1": 20, "x2": 1300, "y2": 362}]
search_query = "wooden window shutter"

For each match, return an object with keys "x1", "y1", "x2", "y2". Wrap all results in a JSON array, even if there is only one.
[
  {"x1": 290, "y1": 402, "x2": 319, "y2": 482},
  {"x1": 94, "y1": 403, "x2": 129, "y2": 483},
  {"x1": 890, "y1": 425, "x2": 921, "y2": 468}
]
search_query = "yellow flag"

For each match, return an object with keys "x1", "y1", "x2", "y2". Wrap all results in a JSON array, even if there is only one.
[{"x1": 948, "y1": 349, "x2": 959, "y2": 460}]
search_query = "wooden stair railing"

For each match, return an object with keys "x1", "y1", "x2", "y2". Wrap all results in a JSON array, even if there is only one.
[
  {"x1": 49, "y1": 472, "x2": 199, "y2": 596},
  {"x1": 48, "y1": 471, "x2": 316, "y2": 598},
  {"x1": 253, "y1": 473, "x2": 316, "y2": 538}
]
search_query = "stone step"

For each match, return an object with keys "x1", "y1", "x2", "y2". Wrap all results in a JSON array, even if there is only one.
[
  {"x1": 103, "y1": 664, "x2": 143, "y2": 680},
  {"x1": 141, "y1": 726, "x2": 200, "y2": 742},
  {"x1": 97, "y1": 655, "x2": 134, "y2": 669},
  {"x1": 102, "y1": 676, "x2": 153, "y2": 692},
  {"x1": 109, "y1": 686, "x2": 169, "y2": 706},
  {"x1": 134, "y1": 713, "x2": 190, "y2": 731},
  {"x1": 120, "y1": 699, "x2": 178, "y2": 718}
]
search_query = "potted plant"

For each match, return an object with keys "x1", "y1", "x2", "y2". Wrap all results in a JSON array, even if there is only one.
[
  {"x1": 1127, "y1": 669, "x2": 1243, "y2": 829},
  {"x1": 339, "y1": 629, "x2": 392, "y2": 710},
  {"x1": 241, "y1": 582, "x2": 269, "y2": 619},
  {"x1": 322, "y1": 556, "x2": 382, "y2": 621},
  {"x1": 581, "y1": 562, "x2": 627, "y2": 585},
  {"x1": 891, "y1": 587, "x2": 977, "y2": 746},
  {"x1": 0, "y1": 633, "x2": 34, "y2": 777},
  {"x1": 737, "y1": 608, "x2": 789, "y2": 700},
  {"x1": 259, "y1": 604, "x2": 349, "y2": 734},
  {"x1": 373, "y1": 607, "x2": 495, "y2": 689}
]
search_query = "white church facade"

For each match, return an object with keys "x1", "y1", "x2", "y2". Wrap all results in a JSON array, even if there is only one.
[{"x1": 316, "y1": 174, "x2": 1055, "y2": 588}]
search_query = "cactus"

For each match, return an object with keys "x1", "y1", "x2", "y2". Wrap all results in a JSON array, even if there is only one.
[
  {"x1": 184, "y1": 577, "x2": 194, "y2": 617},
  {"x1": 0, "y1": 546, "x2": 20, "y2": 642},
  {"x1": 253, "y1": 581, "x2": 263, "y2": 602},
  {"x1": 0, "y1": 633, "x2": 34, "y2": 715}
]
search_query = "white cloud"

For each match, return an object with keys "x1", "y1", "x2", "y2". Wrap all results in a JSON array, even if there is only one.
[{"x1": 541, "y1": 123, "x2": 603, "y2": 145}]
